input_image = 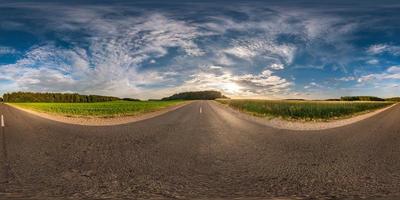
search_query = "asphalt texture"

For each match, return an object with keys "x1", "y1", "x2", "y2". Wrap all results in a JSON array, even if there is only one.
[{"x1": 0, "y1": 101, "x2": 400, "y2": 199}]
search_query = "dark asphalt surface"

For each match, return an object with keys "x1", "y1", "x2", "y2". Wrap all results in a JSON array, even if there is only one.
[{"x1": 0, "y1": 101, "x2": 400, "y2": 199}]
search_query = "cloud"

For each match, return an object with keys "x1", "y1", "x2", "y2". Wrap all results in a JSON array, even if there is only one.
[
  {"x1": 224, "y1": 46, "x2": 257, "y2": 60},
  {"x1": 0, "y1": 46, "x2": 17, "y2": 55},
  {"x1": 223, "y1": 38, "x2": 296, "y2": 65},
  {"x1": 0, "y1": 1, "x2": 390, "y2": 99},
  {"x1": 0, "y1": 10, "x2": 210, "y2": 98},
  {"x1": 387, "y1": 66, "x2": 400, "y2": 74},
  {"x1": 209, "y1": 65, "x2": 222, "y2": 69},
  {"x1": 336, "y1": 76, "x2": 356, "y2": 82},
  {"x1": 366, "y1": 59, "x2": 379, "y2": 65},
  {"x1": 358, "y1": 66, "x2": 400, "y2": 82},
  {"x1": 176, "y1": 66, "x2": 292, "y2": 97},
  {"x1": 269, "y1": 63, "x2": 284, "y2": 70},
  {"x1": 304, "y1": 82, "x2": 324, "y2": 89},
  {"x1": 367, "y1": 44, "x2": 400, "y2": 56}
]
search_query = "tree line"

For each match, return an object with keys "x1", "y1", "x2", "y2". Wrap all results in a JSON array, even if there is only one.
[
  {"x1": 386, "y1": 97, "x2": 400, "y2": 102},
  {"x1": 2, "y1": 92, "x2": 120, "y2": 103},
  {"x1": 162, "y1": 90, "x2": 228, "y2": 100},
  {"x1": 340, "y1": 96, "x2": 385, "y2": 101}
]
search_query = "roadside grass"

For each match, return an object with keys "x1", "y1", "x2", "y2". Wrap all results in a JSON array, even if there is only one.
[
  {"x1": 10, "y1": 100, "x2": 184, "y2": 118},
  {"x1": 216, "y1": 99, "x2": 394, "y2": 121}
]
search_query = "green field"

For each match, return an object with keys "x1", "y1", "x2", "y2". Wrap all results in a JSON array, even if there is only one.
[
  {"x1": 10, "y1": 100, "x2": 184, "y2": 117},
  {"x1": 216, "y1": 99, "x2": 394, "y2": 121}
]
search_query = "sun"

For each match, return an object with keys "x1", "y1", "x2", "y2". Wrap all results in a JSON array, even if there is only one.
[{"x1": 221, "y1": 82, "x2": 242, "y2": 94}]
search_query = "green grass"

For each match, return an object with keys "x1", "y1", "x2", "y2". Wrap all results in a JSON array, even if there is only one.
[
  {"x1": 10, "y1": 100, "x2": 184, "y2": 117},
  {"x1": 216, "y1": 99, "x2": 394, "y2": 121}
]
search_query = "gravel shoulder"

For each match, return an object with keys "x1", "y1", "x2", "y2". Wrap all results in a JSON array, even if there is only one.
[
  {"x1": 6, "y1": 101, "x2": 191, "y2": 126},
  {"x1": 213, "y1": 101, "x2": 397, "y2": 130}
]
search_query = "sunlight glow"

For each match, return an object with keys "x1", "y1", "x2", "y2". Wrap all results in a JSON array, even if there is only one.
[{"x1": 221, "y1": 82, "x2": 242, "y2": 94}]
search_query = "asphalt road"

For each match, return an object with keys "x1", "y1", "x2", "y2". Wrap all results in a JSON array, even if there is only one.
[{"x1": 0, "y1": 101, "x2": 399, "y2": 199}]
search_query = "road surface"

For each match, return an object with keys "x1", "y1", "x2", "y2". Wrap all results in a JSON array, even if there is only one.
[{"x1": 0, "y1": 101, "x2": 399, "y2": 199}]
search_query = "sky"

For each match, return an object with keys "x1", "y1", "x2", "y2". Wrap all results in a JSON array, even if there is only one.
[{"x1": 0, "y1": 0, "x2": 400, "y2": 99}]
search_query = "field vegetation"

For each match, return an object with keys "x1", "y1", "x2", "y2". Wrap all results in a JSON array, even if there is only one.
[
  {"x1": 11, "y1": 100, "x2": 184, "y2": 117},
  {"x1": 217, "y1": 99, "x2": 394, "y2": 121}
]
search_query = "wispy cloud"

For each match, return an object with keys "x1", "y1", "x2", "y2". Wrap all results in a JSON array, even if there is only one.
[
  {"x1": 0, "y1": 46, "x2": 17, "y2": 55},
  {"x1": 223, "y1": 38, "x2": 296, "y2": 65},
  {"x1": 366, "y1": 59, "x2": 379, "y2": 65},
  {"x1": 269, "y1": 63, "x2": 285, "y2": 70},
  {"x1": 0, "y1": 1, "x2": 397, "y2": 98},
  {"x1": 367, "y1": 44, "x2": 400, "y2": 56},
  {"x1": 358, "y1": 66, "x2": 400, "y2": 82},
  {"x1": 0, "y1": 8, "x2": 210, "y2": 98},
  {"x1": 175, "y1": 66, "x2": 292, "y2": 98},
  {"x1": 336, "y1": 76, "x2": 356, "y2": 82}
]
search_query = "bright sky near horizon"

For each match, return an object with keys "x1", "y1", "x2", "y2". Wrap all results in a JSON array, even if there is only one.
[{"x1": 0, "y1": 0, "x2": 399, "y2": 99}]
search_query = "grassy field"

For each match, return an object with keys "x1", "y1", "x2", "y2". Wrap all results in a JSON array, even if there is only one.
[
  {"x1": 10, "y1": 100, "x2": 184, "y2": 117},
  {"x1": 216, "y1": 99, "x2": 394, "y2": 121}
]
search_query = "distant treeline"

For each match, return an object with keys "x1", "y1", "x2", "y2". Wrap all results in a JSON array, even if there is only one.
[
  {"x1": 386, "y1": 97, "x2": 400, "y2": 102},
  {"x1": 340, "y1": 96, "x2": 385, "y2": 101},
  {"x1": 2, "y1": 92, "x2": 120, "y2": 103},
  {"x1": 162, "y1": 90, "x2": 228, "y2": 100},
  {"x1": 122, "y1": 98, "x2": 141, "y2": 101}
]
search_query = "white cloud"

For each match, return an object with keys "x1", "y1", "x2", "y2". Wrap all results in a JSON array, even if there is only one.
[
  {"x1": 367, "y1": 44, "x2": 388, "y2": 54},
  {"x1": 0, "y1": 46, "x2": 17, "y2": 55},
  {"x1": 336, "y1": 76, "x2": 356, "y2": 82},
  {"x1": 367, "y1": 44, "x2": 400, "y2": 56},
  {"x1": 387, "y1": 66, "x2": 400, "y2": 73},
  {"x1": 304, "y1": 82, "x2": 323, "y2": 89},
  {"x1": 175, "y1": 67, "x2": 292, "y2": 97},
  {"x1": 223, "y1": 38, "x2": 296, "y2": 64},
  {"x1": 366, "y1": 59, "x2": 379, "y2": 65},
  {"x1": 209, "y1": 65, "x2": 222, "y2": 69},
  {"x1": 358, "y1": 66, "x2": 400, "y2": 82},
  {"x1": 0, "y1": 3, "x2": 367, "y2": 98},
  {"x1": 224, "y1": 46, "x2": 257, "y2": 60},
  {"x1": 0, "y1": 12, "x2": 210, "y2": 98},
  {"x1": 269, "y1": 63, "x2": 284, "y2": 70}
]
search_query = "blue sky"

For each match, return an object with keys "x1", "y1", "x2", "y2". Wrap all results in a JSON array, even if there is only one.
[{"x1": 0, "y1": 0, "x2": 400, "y2": 99}]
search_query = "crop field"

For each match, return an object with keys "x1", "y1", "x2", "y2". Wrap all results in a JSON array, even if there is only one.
[
  {"x1": 10, "y1": 100, "x2": 184, "y2": 117},
  {"x1": 216, "y1": 99, "x2": 394, "y2": 121}
]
